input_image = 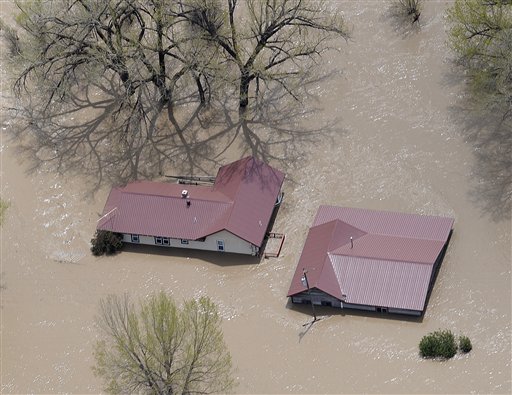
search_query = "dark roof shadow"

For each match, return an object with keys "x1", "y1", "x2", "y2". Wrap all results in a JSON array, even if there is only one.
[
  {"x1": 285, "y1": 299, "x2": 424, "y2": 324},
  {"x1": 121, "y1": 243, "x2": 261, "y2": 266}
]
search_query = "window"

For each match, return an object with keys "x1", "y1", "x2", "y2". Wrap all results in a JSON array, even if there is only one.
[
  {"x1": 155, "y1": 236, "x2": 163, "y2": 245},
  {"x1": 162, "y1": 238, "x2": 170, "y2": 246},
  {"x1": 216, "y1": 240, "x2": 225, "y2": 251},
  {"x1": 131, "y1": 234, "x2": 140, "y2": 243},
  {"x1": 180, "y1": 239, "x2": 189, "y2": 245}
]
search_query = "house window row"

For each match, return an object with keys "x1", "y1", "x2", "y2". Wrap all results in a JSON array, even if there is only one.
[
  {"x1": 155, "y1": 236, "x2": 171, "y2": 246},
  {"x1": 129, "y1": 234, "x2": 210, "y2": 245}
]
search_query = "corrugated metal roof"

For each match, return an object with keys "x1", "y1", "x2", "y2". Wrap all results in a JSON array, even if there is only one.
[
  {"x1": 97, "y1": 157, "x2": 285, "y2": 246},
  {"x1": 287, "y1": 206, "x2": 454, "y2": 312},
  {"x1": 98, "y1": 191, "x2": 231, "y2": 240},
  {"x1": 218, "y1": 157, "x2": 286, "y2": 246},
  {"x1": 331, "y1": 234, "x2": 445, "y2": 264},
  {"x1": 329, "y1": 255, "x2": 432, "y2": 311},
  {"x1": 287, "y1": 220, "x2": 366, "y2": 297},
  {"x1": 314, "y1": 205, "x2": 454, "y2": 241}
]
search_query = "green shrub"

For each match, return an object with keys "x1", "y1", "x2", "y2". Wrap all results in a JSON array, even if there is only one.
[
  {"x1": 419, "y1": 329, "x2": 457, "y2": 359},
  {"x1": 459, "y1": 335, "x2": 472, "y2": 353},
  {"x1": 91, "y1": 230, "x2": 123, "y2": 256}
]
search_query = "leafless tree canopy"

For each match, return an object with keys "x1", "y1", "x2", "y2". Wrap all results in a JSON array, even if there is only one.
[
  {"x1": 1, "y1": 0, "x2": 348, "y2": 183},
  {"x1": 178, "y1": 0, "x2": 349, "y2": 115}
]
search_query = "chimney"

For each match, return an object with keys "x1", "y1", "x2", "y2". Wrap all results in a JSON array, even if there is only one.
[
  {"x1": 186, "y1": 199, "x2": 191, "y2": 208},
  {"x1": 181, "y1": 189, "x2": 188, "y2": 198}
]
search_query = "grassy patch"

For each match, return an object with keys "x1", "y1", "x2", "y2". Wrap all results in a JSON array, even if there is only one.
[{"x1": 0, "y1": 198, "x2": 9, "y2": 225}]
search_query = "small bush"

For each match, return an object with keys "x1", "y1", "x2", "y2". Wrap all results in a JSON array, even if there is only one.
[
  {"x1": 91, "y1": 230, "x2": 123, "y2": 256},
  {"x1": 419, "y1": 329, "x2": 457, "y2": 359},
  {"x1": 391, "y1": 0, "x2": 422, "y2": 23},
  {"x1": 459, "y1": 335, "x2": 472, "y2": 353}
]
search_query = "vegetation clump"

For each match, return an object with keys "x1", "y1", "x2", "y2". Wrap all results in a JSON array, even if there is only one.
[
  {"x1": 91, "y1": 230, "x2": 123, "y2": 256},
  {"x1": 0, "y1": 198, "x2": 9, "y2": 225},
  {"x1": 419, "y1": 330, "x2": 457, "y2": 359},
  {"x1": 419, "y1": 330, "x2": 474, "y2": 359},
  {"x1": 391, "y1": 0, "x2": 422, "y2": 24},
  {"x1": 459, "y1": 335, "x2": 473, "y2": 353},
  {"x1": 447, "y1": 0, "x2": 512, "y2": 120}
]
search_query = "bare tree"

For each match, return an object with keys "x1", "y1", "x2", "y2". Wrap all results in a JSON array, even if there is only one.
[
  {"x1": 390, "y1": 0, "x2": 422, "y2": 25},
  {"x1": 1, "y1": 0, "x2": 349, "y2": 181},
  {"x1": 93, "y1": 292, "x2": 235, "y2": 394},
  {"x1": 2, "y1": 0, "x2": 218, "y2": 181},
  {"x1": 178, "y1": 0, "x2": 349, "y2": 117}
]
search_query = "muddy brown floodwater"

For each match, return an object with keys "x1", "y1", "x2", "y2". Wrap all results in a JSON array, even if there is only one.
[{"x1": 1, "y1": 1, "x2": 511, "y2": 394}]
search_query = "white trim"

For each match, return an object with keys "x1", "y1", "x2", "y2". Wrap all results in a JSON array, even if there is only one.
[{"x1": 97, "y1": 207, "x2": 117, "y2": 223}]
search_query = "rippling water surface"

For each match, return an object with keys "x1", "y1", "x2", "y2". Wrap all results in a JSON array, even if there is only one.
[{"x1": 1, "y1": 1, "x2": 510, "y2": 393}]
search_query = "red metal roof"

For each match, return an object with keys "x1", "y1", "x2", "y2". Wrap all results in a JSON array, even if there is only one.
[
  {"x1": 97, "y1": 157, "x2": 285, "y2": 246},
  {"x1": 287, "y1": 206, "x2": 454, "y2": 312}
]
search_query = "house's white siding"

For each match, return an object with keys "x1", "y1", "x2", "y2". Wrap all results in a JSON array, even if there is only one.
[{"x1": 122, "y1": 230, "x2": 257, "y2": 255}]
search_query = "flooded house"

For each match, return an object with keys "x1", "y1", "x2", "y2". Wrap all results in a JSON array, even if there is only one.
[
  {"x1": 97, "y1": 157, "x2": 285, "y2": 256},
  {"x1": 287, "y1": 206, "x2": 454, "y2": 316}
]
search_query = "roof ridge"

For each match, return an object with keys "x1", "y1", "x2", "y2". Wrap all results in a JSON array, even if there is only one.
[
  {"x1": 219, "y1": 158, "x2": 248, "y2": 236},
  {"x1": 366, "y1": 231, "x2": 449, "y2": 242},
  {"x1": 327, "y1": 251, "x2": 436, "y2": 265},
  {"x1": 119, "y1": 189, "x2": 232, "y2": 203}
]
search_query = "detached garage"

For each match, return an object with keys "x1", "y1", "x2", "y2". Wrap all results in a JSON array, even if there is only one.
[{"x1": 287, "y1": 206, "x2": 454, "y2": 316}]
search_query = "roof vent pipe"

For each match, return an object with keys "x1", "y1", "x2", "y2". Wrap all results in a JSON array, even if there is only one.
[
  {"x1": 350, "y1": 236, "x2": 353, "y2": 249},
  {"x1": 181, "y1": 189, "x2": 188, "y2": 198}
]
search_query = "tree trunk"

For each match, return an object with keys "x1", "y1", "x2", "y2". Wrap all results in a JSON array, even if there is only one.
[
  {"x1": 239, "y1": 71, "x2": 251, "y2": 114},
  {"x1": 195, "y1": 75, "x2": 206, "y2": 104}
]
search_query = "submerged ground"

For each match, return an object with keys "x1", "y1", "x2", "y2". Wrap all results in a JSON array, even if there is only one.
[{"x1": 1, "y1": 2, "x2": 511, "y2": 393}]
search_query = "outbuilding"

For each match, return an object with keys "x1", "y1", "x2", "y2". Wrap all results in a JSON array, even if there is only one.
[
  {"x1": 97, "y1": 157, "x2": 285, "y2": 256},
  {"x1": 287, "y1": 206, "x2": 454, "y2": 316}
]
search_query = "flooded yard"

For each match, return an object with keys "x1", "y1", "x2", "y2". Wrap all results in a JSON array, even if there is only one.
[{"x1": 1, "y1": 1, "x2": 510, "y2": 393}]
